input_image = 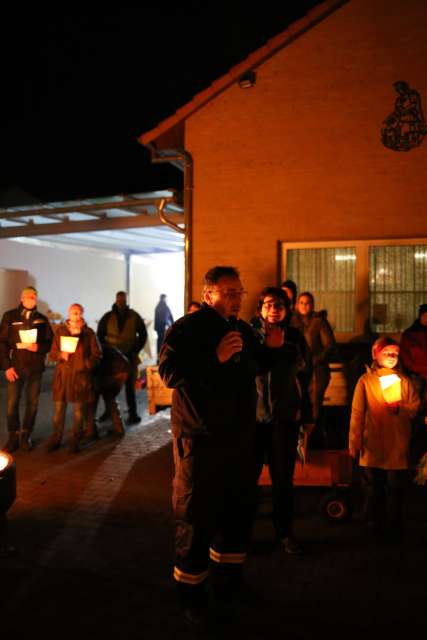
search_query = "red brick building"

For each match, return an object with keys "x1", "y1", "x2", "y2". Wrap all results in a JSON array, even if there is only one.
[{"x1": 139, "y1": 0, "x2": 427, "y2": 341}]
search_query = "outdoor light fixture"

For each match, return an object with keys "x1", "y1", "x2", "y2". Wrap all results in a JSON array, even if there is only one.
[
  {"x1": 0, "y1": 450, "x2": 16, "y2": 554},
  {"x1": 238, "y1": 71, "x2": 256, "y2": 89}
]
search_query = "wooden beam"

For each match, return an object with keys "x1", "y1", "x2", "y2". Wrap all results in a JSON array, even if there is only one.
[
  {"x1": 0, "y1": 213, "x2": 184, "y2": 238},
  {"x1": 0, "y1": 196, "x2": 176, "y2": 221}
]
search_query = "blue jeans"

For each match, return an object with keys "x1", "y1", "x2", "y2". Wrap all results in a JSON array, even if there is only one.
[{"x1": 7, "y1": 373, "x2": 43, "y2": 432}]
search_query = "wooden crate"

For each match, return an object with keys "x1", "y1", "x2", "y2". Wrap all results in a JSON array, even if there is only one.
[{"x1": 146, "y1": 365, "x2": 173, "y2": 415}]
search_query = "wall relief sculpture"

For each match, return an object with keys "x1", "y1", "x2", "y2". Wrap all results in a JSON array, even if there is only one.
[{"x1": 381, "y1": 81, "x2": 426, "y2": 151}]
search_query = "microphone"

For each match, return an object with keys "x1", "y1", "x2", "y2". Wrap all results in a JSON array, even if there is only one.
[{"x1": 228, "y1": 315, "x2": 241, "y2": 363}]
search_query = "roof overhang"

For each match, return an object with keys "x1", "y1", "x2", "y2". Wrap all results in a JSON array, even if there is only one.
[{"x1": 0, "y1": 191, "x2": 185, "y2": 254}]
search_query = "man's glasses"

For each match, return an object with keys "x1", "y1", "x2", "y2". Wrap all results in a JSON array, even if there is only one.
[{"x1": 209, "y1": 289, "x2": 248, "y2": 299}]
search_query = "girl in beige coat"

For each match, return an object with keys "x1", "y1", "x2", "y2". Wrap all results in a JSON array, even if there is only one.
[{"x1": 349, "y1": 337, "x2": 420, "y2": 540}]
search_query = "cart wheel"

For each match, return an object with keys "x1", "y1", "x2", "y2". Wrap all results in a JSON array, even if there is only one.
[{"x1": 319, "y1": 491, "x2": 351, "y2": 523}]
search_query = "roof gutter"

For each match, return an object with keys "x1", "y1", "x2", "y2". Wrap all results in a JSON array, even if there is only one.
[{"x1": 147, "y1": 145, "x2": 193, "y2": 311}]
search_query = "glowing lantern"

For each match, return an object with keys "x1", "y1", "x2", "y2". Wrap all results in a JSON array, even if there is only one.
[
  {"x1": 17, "y1": 328, "x2": 38, "y2": 349},
  {"x1": 0, "y1": 451, "x2": 16, "y2": 516},
  {"x1": 379, "y1": 374, "x2": 402, "y2": 404},
  {"x1": 60, "y1": 336, "x2": 79, "y2": 353},
  {"x1": 0, "y1": 451, "x2": 16, "y2": 555}
]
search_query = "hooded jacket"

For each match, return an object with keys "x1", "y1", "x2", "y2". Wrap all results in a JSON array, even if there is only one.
[{"x1": 349, "y1": 363, "x2": 420, "y2": 470}]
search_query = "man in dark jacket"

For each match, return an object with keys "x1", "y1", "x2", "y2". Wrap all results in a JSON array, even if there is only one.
[
  {"x1": 97, "y1": 292, "x2": 147, "y2": 425},
  {"x1": 159, "y1": 266, "x2": 284, "y2": 626},
  {"x1": 154, "y1": 293, "x2": 174, "y2": 360},
  {"x1": 0, "y1": 286, "x2": 53, "y2": 452}
]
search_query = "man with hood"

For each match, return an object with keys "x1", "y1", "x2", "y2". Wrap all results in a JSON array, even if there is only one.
[
  {"x1": 97, "y1": 291, "x2": 147, "y2": 425},
  {"x1": 0, "y1": 286, "x2": 53, "y2": 452}
]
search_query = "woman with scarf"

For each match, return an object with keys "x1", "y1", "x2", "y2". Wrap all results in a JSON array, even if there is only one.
[
  {"x1": 252, "y1": 287, "x2": 313, "y2": 555},
  {"x1": 47, "y1": 303, "x2": 102, "y2": 453}
]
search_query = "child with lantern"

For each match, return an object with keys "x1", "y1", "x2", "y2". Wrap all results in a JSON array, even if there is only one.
[{"x1": 348, "y1": 336, "x2": 420, "y2": 542}]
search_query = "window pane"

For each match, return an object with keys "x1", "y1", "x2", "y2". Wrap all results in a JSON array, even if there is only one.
[
  {"x1": 287, "y1": 247, "x2": 356, "y2": 332},
  {"x1": 369, "y1": 244, "x2": 427, "y2": 332}
]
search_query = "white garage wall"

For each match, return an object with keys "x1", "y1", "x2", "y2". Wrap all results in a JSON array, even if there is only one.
[
  {"x1": 130, "y1": 252, "x2": 185, "y2": 363},
  {"x1": 0, "y1": 239, "x2": 185, "y2": 363},
  {"x1": 0, "y1": 238, "x2": 126, "y2": 327}
]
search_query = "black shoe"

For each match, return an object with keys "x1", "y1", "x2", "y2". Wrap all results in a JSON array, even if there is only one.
[
  {"x1": 108, "y1": 427, "x2": 125, "y2": 437},
  {"x1": 98, "y1": 411, "x2": 109, "y2": 423},
  {"x1": 20, "y1": 430, "x2": 34, "y2": 451},
  {"x1": 183, "y1": 604, "x2": 209, "y2": 630},
  {"x1": 125, "y1": 414, "x2": 141, "y2": 426},
  {"x1": 68, "y1": 438, "x2": 81, "y2": 454},
  {"x1": 281, "y1": 536, "x2": 304, "y2": 555},
  {"x1": 46, "y1": 437, "x2": 61, "y2": 453},
  {"x1": 2, "y1": 432, "x2": 20, "y2": 453}
]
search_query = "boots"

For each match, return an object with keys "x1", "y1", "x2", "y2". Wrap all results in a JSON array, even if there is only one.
[
  {"x1": 69, "y1": 435, "x2": 81, "y2": 454},
  {"x1": 111, "y1": 402, "x2": 125, "y2": 437},
  {"x1": 177, "y1": 582, "x2": 209, "y2": 629},
  {"x1": 46, "y1": 435, "x2": 62, "y2": 452},
  {"x1": 2, "y1": 431, "x2": 20, "y2": 453},
  {"x1": 20, "y1": 430, "x2": 34, "y2": 451}
]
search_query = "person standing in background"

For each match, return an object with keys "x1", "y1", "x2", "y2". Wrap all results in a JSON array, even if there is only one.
[
  {"x1": 154, "y1": 293, "x2": 174, "y2": 360},
  {"x1": 97, "y1": 292, "x2": 147, "y2": 425},
  {"x1": 0, "y1": 286, "x2": 53, "y2": 452},
  {"x1": 47, "y1": 303, "x2": 101, "y2": 453}
]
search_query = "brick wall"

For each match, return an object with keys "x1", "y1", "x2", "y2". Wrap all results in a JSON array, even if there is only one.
[{"x1": 185, "y1": 0, "x2": 427, "y2": 319}]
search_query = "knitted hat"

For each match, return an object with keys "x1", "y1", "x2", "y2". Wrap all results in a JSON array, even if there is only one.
[
  {"x1": 372, "y1": 336, "x2": 399, "y2": 361},
  {"x1": 418, "y1": 303, "x2": 427, "y2": 316}
]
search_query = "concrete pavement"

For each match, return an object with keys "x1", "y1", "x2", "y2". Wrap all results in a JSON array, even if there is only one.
[{"x1": 1, "y1": 373, "x2": 427, "y2": 639}]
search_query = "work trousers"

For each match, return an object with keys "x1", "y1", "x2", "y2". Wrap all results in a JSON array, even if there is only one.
[
  {"x1": 255, "y1": 421, "x2": 300, "y2": 538},
  {"x1": 52, "y1": 401, "x2": 85, "y2": 441},
  {"x1": 7, "y1": 372, "x2": 43, "y2": 432},
  {"x1": 361, "y1": 467, "x2": 409, "y2": 532},
  {"x1": 124, "y1": 353, "x2": 138, "y2": 416},
  {"x1": 172, "y1": 434, "x2": 256, "y2": 587}
]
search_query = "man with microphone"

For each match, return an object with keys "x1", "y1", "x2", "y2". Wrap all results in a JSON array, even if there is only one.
[{"x1": 159, "y1": 266, "x2": 283, "y2": 627}]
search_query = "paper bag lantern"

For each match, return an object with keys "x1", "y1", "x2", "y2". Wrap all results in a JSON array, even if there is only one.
[
  {"x1": 60, "y1": 336, "x2": 79, "y2": 353},
  {"x1": 379, "y1": 374, "x2": 402, "y2": 404},
  {"x1": 19, "y1": 329, "x2": 37, "y2": 344}
]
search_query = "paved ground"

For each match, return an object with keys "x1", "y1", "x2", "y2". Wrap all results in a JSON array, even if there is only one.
[{"x1": 1, "y1": 370, "x2": 427, "y2": 639}]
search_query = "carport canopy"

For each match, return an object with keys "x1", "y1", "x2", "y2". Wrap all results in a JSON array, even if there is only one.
[{"x1": 0, "y1": 190, "x2": 184, "y2": 254}]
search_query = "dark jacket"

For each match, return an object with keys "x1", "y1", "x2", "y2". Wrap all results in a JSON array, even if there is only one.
[
  {"x1": 97, "y1": 304, "x2": 147, "y2": 356},
  {"x1": 290, "y1": 310, "x2": 336, "y2": 368},
  {"x1": 95, "y1": 345, "x2": 130, "y2": 396},
  {"x1": 159, "y1": 303, "x2": 277, "y2": 440},
  {"x1": 50, "y1": 322, "x2": 102, "y2": 403},
  {"x1": 154, "y1": 300, "x2": 174, "y2": 333},
  {"x1": 253, "y1": 317, "x2": 313, "y2": 425},
  {"x1": 400, "y1": 320, "x2": 427, "y2": 378},
  {"x1": 0, "y1": 304, "x2": 53, "y2": 375}
]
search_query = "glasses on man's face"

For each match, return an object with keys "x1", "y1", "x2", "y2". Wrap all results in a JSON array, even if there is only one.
[
  {"x1": 262, "y1": 301, "x2": 285, "y2": 311},
  {"x1": 381, "y1": 351, "x2": 399, "y2": 358},
  {"x1": 209, "y1": 289, "x2": 248, "y2": 300}
]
